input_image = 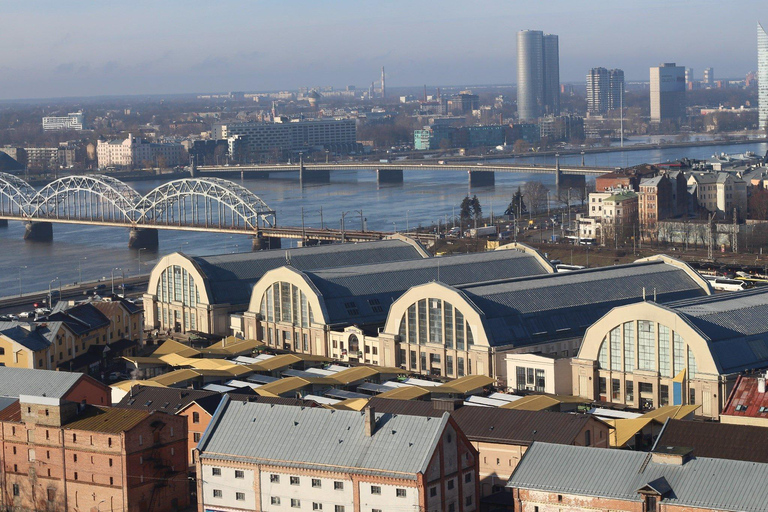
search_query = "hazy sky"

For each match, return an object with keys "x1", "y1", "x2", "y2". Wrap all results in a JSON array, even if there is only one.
[{"x1": 0, "y1": 0, "x2": 766, "y2": 100}]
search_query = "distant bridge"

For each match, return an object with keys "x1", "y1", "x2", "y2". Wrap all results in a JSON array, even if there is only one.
[
  {"x1": 197, "y1": 159, "x2": 615, "y2": 187},
  {"x1": 0, "y1": 173, "x2": 392, "y2": 248}
]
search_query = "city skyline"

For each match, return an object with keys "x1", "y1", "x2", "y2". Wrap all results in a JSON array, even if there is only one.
[{"x1": 0, "y1": 0, "x2": 766, "y2": 100}]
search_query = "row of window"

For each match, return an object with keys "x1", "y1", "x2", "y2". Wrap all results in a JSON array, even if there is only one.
[
  {"x1": 598, "y1": 321, "x2": 698, "y2": 378},
  {"x1": 157, "y1": 265, "x2": 200, "y2": 307},
  {"x1": 260, "y1": 281, "x2": 314, "y2": 328},
  {"x1": 401, "y1": 348, "x2": 469, "y2": 376},
  {"x1": 398, "y1": 299, "x2": 475, "y2": 349}
]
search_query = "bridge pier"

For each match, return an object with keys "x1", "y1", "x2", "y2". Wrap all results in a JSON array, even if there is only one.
[
  {"x1": 128, "y1": 228, "x2": 159, "y2": 250},
  {"x1": 252, "y1": 234, "x2": 282, "y2": 251},
  {"x1": 377, "y1": 168, "x2": 403, "y2": 184},
  {"x1": 24, "y1": 222, "x2": 53, "y2": 242},
  {"x1": 468, "y1": 170, "x2": 495, "y2": 187},
  {"x1": 301, "y1": 169, "x2": 331, "y2": 184}
]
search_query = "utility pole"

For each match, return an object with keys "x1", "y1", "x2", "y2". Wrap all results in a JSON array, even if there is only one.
[
  {"x1": 319, "y1": 206, "x2": 324, "y2": 230},
  {"x1": 301, "y1": 207, "x2": 306, "y2": 245},
  {"x1": 356, "y1": 209, "x2": 364, "y2": 232},
  {"x1": 707, "y1": 212, "x2": 715, "y2": 260}
]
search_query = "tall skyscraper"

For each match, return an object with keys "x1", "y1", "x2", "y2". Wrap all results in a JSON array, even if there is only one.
[
  {"x1": 759, "y1": 23, "x2": 768, "y2": 131},
  {"x1": 650, "y1": 63, "x2": 686, "y2": 123},
  {"x1": 703, "y1": 67, "x2": 714, "y2": 85},
  {"x1": 381, "y1": 66, "x2": 386, "y2": 99},
  {"x1": 517, "y1": 30, "x2": 560, "y2": 121},
  {"x1": 586, "y1": 67, "x2": 624, "y2": 114},
  {"x1": 685, "y1": 67, "x2": 694, "y2": 86}
]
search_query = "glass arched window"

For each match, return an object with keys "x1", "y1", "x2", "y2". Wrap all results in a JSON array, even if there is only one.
[
  {"x1": 157, "y1": 266, "x2": 200, "y2": 307},
  {"x1": 259, "y1": 282, "x2": 313, "y2": 328},
  {"x1": 398, "y1": 299, "x2": 474, "y2": 349}
]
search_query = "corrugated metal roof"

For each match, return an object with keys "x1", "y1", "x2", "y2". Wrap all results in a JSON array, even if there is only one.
[
  {"x1": 0, "y1": 321, "x2": 59, "y2": 351},
  {"x1": 508, "y1": 442, "x2": 768, "y2": 512},
  {"x1": 452, "y1": 407, "x2": 595, "y2": 445},
  {"x1": 722, "y1": 375, "x2": 768, "y2": 419},
  {"x1": 0, "y1": 367, "x2": 86, "y2": 399},
  {"x1": 64, "y1": 406, "x2": 150, "y2": 433},
  {"x1": 198, "y1": 399, "x2": 448, "y2": 479},
  {"x1": 454, "y1": 260, "x2": 707, "y2": 348},
  {"x1": 116, "y1": 385, "x2": 216, "y2": 413},
  {"x1": 193, "y1": 239, "x2": 429, "y2": 305},
  {"x1": 301, "y1": 248, "x2": 550, "y2": 326}
]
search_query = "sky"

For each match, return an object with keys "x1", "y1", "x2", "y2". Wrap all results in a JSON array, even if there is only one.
[{"x1": 0, "y1": 0, "x2": 766, "y2": 100}]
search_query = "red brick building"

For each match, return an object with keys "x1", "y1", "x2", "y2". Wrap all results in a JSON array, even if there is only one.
[
  {"x1": 0, "y1": 366, "x2": 110, "y2": 405},
  {"x1": 0, "y1": 395, "x2": 189, "y2": 512}
]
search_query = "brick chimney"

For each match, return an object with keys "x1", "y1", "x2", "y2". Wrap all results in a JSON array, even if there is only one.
[{"x1": 364, "y1": 406, "x2": 376, "y2": 437}]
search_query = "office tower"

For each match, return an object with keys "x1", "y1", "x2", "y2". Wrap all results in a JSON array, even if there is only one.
[
  {"x1": 703, "y1": 67, "x2": 714, "y2": 85},
  {"x1": 587, "y1": 68, "x2": 624, "y2": 114},
  {"x1": 650, "y1": 63, "x2": 686, "y2": 123},
  {"x1": 759, "y1": 23, "x2": 768, "y2": 130},
  {"x1": 608, "y1": 69, "x2": 625, "y2": 111},
  {"x1": 381, "y1": 66, "x2": 386, "y2": 99},
  {"x1": 685, "y1": 67, "x2": 694, "y2": 85},
  {"x1": 517, "y1": 30, "x2": 560, "y2": 121}
]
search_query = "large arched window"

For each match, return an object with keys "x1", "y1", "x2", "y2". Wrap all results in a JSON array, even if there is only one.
[
  {"x1": 398, "y1": 299, "x2": 474, "y2": 349},
  {"x1": 259, "y1": 282, "x2": 314, "y2": 328},
  {"x1": 157, "y1": 266, "x2": 200, "y2": 307},
  {"x1": 597, "y1": 321, "x2": 699, "y2": 378}
]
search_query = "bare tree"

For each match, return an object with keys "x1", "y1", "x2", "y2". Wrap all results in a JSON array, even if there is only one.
[{"x1": 523, "y1": 181, "x2": 548, "y2": 215}]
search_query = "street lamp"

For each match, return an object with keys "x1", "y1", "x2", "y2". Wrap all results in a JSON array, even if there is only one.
[
  {"x1": 406, "y1": 210, "x2": 410, "y2": 234},
  {"x1": 78, "y1": 257, "x2": 87, "y2": 285},
  {"x1": 340, "y1": 211, "x2": 350, "y2": 243},
  {"x1": 111, "y1": 268, "x2": 124, "y2": 295},
  {"x1": 355, "y1": 209, "x2": 365, "y2": 232},
  {"x1": 18, "y1": 266, "x2": 27, "y2": 298},
  {"x1": 179, "y1": 241, "x2": 189, "y2": 253},
  {"x1": 392, "y1": 221, "x2": 397, "y2": 233},
  {"x1": 138, "y1": 248, "x2": 146, "y2": 269},
  {"x1": 48, "y1": 277, "x2": 59, "y2": 307}
]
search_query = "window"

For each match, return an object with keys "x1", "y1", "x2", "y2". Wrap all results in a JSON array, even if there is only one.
[
  {"x1": 639, "y1": 382, "x2": 653, "y2": 394},
  {"x1": 212, "y1": 467, "x2": 221, "y2": 476},
  {"x1": 465, "y1": 496, "x2": 473, "y2": 506},
  {"x1": 270, "y1": 474, "x2": 280, "y2": 483},
  {"x1": 609, "y1": 327, "x2": 621, "y2": 370},
  {"x1": 465, "y1": 472, "x2": 473, "y2": 483},
  {"x1": 660, "y1": 384, "x2": 669, "y2": 406},
  {"x1": 371, "y1": 485, "x2": 381, "y2": 495},
  {"x1": 236, "y1": 492, "x2": 245, "y2": 501},
  {"x1": 192, "y1": 412, "x2": 200, "y2": 423},
  {"x1": 626, "y1": 381, "x2": 634, "y2": 402},
  {"x1": 12, "y1": 484, "x2": 19, "y2": 497},
  {"x1": 396, "y1": 488, "x2": 407, "y2": 497},
  {"x1": 213, "y1": 489, "x2": 222, "y2": 498},
  {"x1": 313, "y1": 504, "x2": 323, "y2": 511},
  {"x1": 334, "y1": 481, "x2": 344, "y2": 490},
  {"x1": 638, "y1": 321, "x2": 656, "y2": 371},
  {"x1": 624, "y1": 322, "x2": 635, "y2": 372},
  {"x1": 612, "y1": 378, "x2": 621, "y2": 400},
  {"x1": 659, "y1": 325, "x2": 671, "y2": 378},
  {"x1": 235, "y1": 470, "x2": 244, "y2": 479},
  {"x1": 429, "y1": 486, "x2": 437, "y2": 497},
  {"x1": 271, "y1": 497, "x2": 281, "y2": 505},
  {"x1": 447, "y1": 479, "x2": 455, "y2": 490},
  {"x1": 312, "y1": 479, "x2": 321, "y2": 488},
  {"x1": 291, "y1": 499, "x2": 301, "y2": 508},
  {"x1": 290, "y1": 476, "x2": 300, "y2": 486},
  {"x1": 598, "y1": 377, "x2": 606, "y2": 396},
  {"x1": 193, "y1": 433, "x2": 201, "y2": 442},
  {"x1": 585, "y1": 430, "x2": 591, "y2": 446},
  {"x1": 689, "y1": 388, "x2": 696, "y2": 405},
  {"x1": 335, "y1": 506, "x2": 345, "y2": 512}
]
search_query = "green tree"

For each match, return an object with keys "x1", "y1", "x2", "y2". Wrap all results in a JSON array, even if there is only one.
[
  {"x1": 505, "y1": 187, "x2": 527, "y2": 217},
  {"x1": 460, "y1": 195, "x2": 473, "y2": 221},
  {"x1": 471, "y1": 195, "x2": 482, "y2": 219}
]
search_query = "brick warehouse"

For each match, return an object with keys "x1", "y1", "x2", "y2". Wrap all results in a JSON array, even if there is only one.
[{"x1": 0, "y1": 395, "x2": 189, "y2": 512}]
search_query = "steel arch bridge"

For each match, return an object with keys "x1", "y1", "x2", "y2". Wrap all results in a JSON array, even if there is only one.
[{"x1": 0, "y1": 172, "x2": 276, "y2": 231}]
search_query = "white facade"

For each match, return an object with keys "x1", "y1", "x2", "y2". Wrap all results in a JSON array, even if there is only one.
[
  {"x1": 505, "y1": 352, "x2": 573, "y2": 395},
  {"x1": 650, "y1": 63, "x2": 686, "y2": 122},
  {"x1": 42, "y1": 112, "x2": 84, "y2": 131},
  {"x1": 97, "y1": 134, "x2": 184, "y2": 169},
  {"x1": 758, "y1": 23, "x2": 768, "y2": 131},
  {"x1": 201, "y1": 464, "x2": 257, "y2": 511}
]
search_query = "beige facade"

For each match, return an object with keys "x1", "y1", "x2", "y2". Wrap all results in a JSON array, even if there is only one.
[
  {"x1": 572, "y1": 301, "x2": 729, "y2": 418},
  {"x1": 505, "y1": 353, "x2": 573, "y2": 394},
  {"x1": 688, "y1": 172, "x2": 747, "y2": 218}
]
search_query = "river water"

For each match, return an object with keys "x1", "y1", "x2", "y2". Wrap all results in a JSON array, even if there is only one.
[{"x1": 1, "y1": 141, "x2": 766, "y2": 296}]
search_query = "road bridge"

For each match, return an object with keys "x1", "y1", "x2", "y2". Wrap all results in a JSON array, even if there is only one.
[
  {"x1": 0, "y1": 173, "x2": 398, "y2": 249},
  {"x1": 196, "y1": 157, "x2": 615, "y2": 188}
]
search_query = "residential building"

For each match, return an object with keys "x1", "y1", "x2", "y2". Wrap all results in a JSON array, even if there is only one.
[
  {"x1": 685, "y1": 67, "x2": 694, "y2": 86},
  {"x1": 703, "y1": 66, "x2": 714, "y2": 85},
  {"x1": 505, "y1": 352, "x2": 572, "y2": 394},
  {"x1": 143, "y1": 236, "x2": 430, "y2": 336},
  {"x1": 653, "y1": 418, "x2": 768, "y2": 463},
  {"x1": 195, "y1": 399, "x2": 479, "y2": 512},
  {"x1": 638, "y1": 174, "x2": 675, "y2": 239},
  {"x1": 586, "y1": 68, "x2": 624, "y2": 114},
  {"x1": 42, "y1": 112, "x2": 84, "y2": 131},
  {"x1": 366, "y1": 398, "x2": 609, "y2": 497},
  {"x1": 0, "y1": 367, "x2": 110, "y2": 405},
  {"x1": 0, "y1": 395, "x2": 188, "y2": 512},
  {"x1": 0, "y1": 298, "x2": 143, "y2": 374},
  {"x1": 571, "y1": 287, "x2": 768, "y2": 419},
  {"x1": 507, "y1": 442, "x2": 768, "y2": 512},
  {"x1": 517, "y1": 30, "x2": 560, "y2": 120},
  {"x1": 650, "y1": 63, "x2": 686, "y2": 122},
  {"x1": 215, "y1": 117, "x2": 357, "y2": 160},
  {"x1": 595, "y1": 164, "x2": 660, "y2": 192},
  {"x1": 448, "y1": 92, "x2": 480, "y2": 114},
  {"x1": 759, "y1": 23, "x2": 768, "y2": 130},
  {"x1": 720, "y1": 374, "x2": 768, "y2": 426},
  {"x1": 588, "y1": 190, "x2": 638, "y2": 238},
  {"x1": 97, "y1": 134, "x2": 184, "y2": 169},
  {"x1": 539, "y1": 114, "x2": 583, "y2": 142},
  {"x1": 687, "y1": 171, "x2": 747, "y2": 218}
]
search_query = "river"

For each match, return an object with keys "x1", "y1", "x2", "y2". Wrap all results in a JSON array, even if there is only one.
[{"x1": 1, "y1": 141, "x2": 766, "y2": 296}]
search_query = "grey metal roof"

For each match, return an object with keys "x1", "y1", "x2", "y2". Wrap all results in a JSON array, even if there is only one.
[
  {"x1": 46, "y1": 303, "x2": 110, "y2": 336},
  {"x1": 659, "y1": 288, "x2": 768, "y2": 373},
  {"x1": 0, "y1": 321, "x2": 59, "y2": 351},
  {"x1": 454, "y1": 260, "x2": 708, "y2": 347},
  {"x1": 301, "y1": 248, "x2": 550, "y2": 326},
  {"x1": 508, "y1": 442, "x2": 768, "y2": 512},
  {"x1": 0, "y1": 396, "x2": 18, "y2": 414},
  {"x1": 0, "y1": 367, "x2": 85, "y2": 399},
  {"x1": 191, "y1": 238, "x2": 428, "y2": 305},
  {"x1": 197, "y1": 397, "x2": 448, "y2": 479}
]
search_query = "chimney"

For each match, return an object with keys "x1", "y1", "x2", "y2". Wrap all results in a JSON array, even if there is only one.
[
  {"x1": 364, "y1": 406, "x2": 376, "y2": 437},
  {"x1": 759, "y1": 375, "x2": 766, "y2": 394}
]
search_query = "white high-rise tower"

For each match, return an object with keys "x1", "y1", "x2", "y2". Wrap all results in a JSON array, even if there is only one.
[{"x1": 758, "y1": 22, "x2": 768, "y2": 131}]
